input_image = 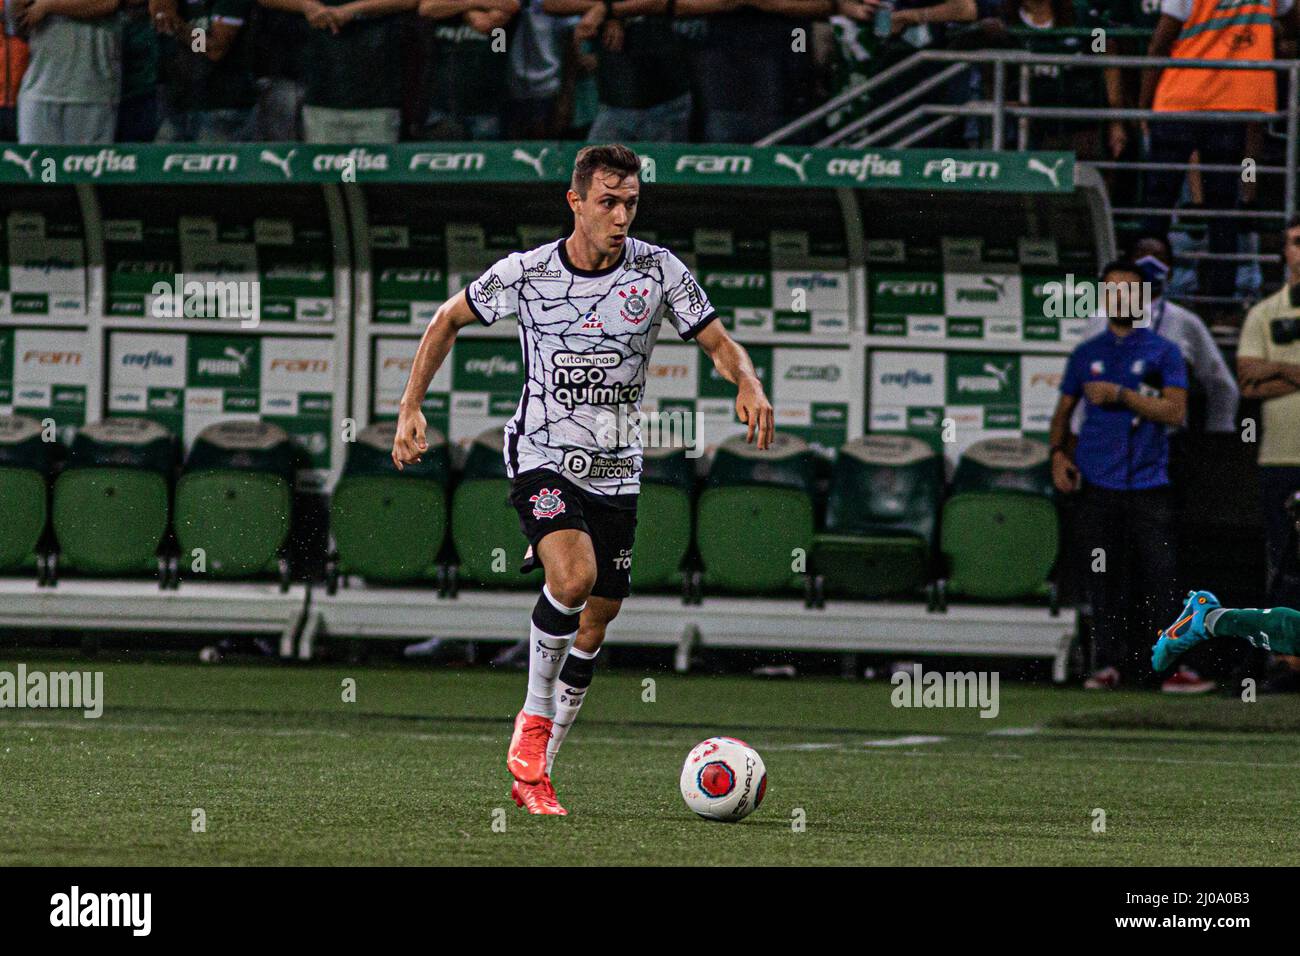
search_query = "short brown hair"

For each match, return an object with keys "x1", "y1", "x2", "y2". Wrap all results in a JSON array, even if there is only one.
[{"x1": 571, "y1": 144, "x2": 641, "y2": 199}]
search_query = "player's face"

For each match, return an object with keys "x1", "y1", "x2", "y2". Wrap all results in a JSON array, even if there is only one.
[
  {"x1": 570, "y1": 171, "x2": 640, "y2": 258},
  {"x1": 1102, "y1": 269, "x2": 1144, "y2": 322}
]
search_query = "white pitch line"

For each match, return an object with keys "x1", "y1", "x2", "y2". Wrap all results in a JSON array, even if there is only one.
[
  {"x1": 6, "y1": 720, "x2": 1300, "y2": 770},
  {"x1": 986, "y1": 727, "x2": 1040, "y2": 737},
  {"x1": 863, "y1": 735, "x2": 948, "y2": 747}
]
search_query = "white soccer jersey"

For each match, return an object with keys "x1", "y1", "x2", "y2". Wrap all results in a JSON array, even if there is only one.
[{"x1": 465, "y1": 236, "x2": 717, "y2": 498}]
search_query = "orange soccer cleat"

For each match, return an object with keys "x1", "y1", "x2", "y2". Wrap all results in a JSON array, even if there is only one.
[
  {"x1": 507, "y1": 709, "x2": 553, "y2": 784},
  {"x1": 511, "y1": 776, "x2": 567, "y2": 815}
]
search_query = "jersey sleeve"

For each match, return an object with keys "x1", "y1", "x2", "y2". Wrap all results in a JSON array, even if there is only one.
[
  {"x1": 1236, "y1": 304, "x2": 1268, "y2": 360},
  {"x1": 661, "y1": 253, "x2": 718, "y2": 341},
  {"x1": 1158, "y1": 340, "x2": 1189, "y2": 390},
  {"x1": 1060, "y1": 348, "x2": 1086, "y2": 397},
  {"x1": 465, "y1": 253, "x2": 524, "y2": 327}
]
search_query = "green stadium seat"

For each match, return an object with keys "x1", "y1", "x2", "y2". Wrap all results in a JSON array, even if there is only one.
[
  {"x1": 0, "y1": 415, "x2": 52, "y2": 575},
  {"x1": 450, "y1": 427, "x2": 541, "y2": 590},
  {"x1": 329, "y1": 422, "x2": 450, "y2": 588},
  {"x1": 632, "y1": 444, "x2": 695, "y2": 592},
  {"x1": 52, "y1": 418, "x2": 173, "y2": 577},
  {"x1": 812, "y1": 435, "x2": 941, "y2": 599},
  {"x1": 696, "y1": 432, "x2": 817, "y2": 596},
  {"x1": 174, "y1": 421, "x2": 293, "y2": 582},
  {"x1": 939, "y1": 437, "x2": 1059, "y2": 604}
]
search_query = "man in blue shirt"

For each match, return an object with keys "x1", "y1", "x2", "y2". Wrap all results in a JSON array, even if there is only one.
[{"x1": 1049, "y1": 259, "x2": 1188, "y2": 690}]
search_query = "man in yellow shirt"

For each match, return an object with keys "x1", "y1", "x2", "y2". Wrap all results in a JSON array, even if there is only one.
[{"x1": 1237, "y1": 216, "x2": 1300, "y2": 688}]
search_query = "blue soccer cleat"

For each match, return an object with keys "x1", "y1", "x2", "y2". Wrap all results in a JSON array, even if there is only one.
[{"x1": 1151, "y1": 590, "x2": 1220, "y2": 673}]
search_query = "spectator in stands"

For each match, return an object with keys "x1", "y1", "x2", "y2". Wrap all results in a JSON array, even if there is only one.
[
  {"x1": 1101, "y1": 0, "x2": 1159, "y2": 208},
  {"x1": 970, "y1": 0, "x2": 1125, "y2": 157},
  {"x1": 817, "y1": 0, "x2": 976, "y2": 145},
  {"x1": 555, "y1": 12, "x2": 601, "y2": 137},
  {"x1": 260, "y1": 0, "x2": 416, "y2": 144},
  {"x1": 150, "y1": 0, "x2": 258, "y2": 141},
  {"x1": 1079, "y1": 236, "x2": 1239, "y2": 434},
  {"x1": 414, "y1": 0, "x2": 519, "y2": 139},
  {"x1": 818, "y1": 0, "x2": 875, "y2": 137},
  {"x1": 686, "y1": 0, "x2": 834, "y2": 143},
  {"x1": 543, "y1": 0, "x2": 691, "y2": 142},
  {"x1": 1235, "y1": 216, "x2": 1300, "y2": 691},
  {"x1": 1139, "y1": 0, "x2": 1299, "y2": 303},
  {"x1": 1, "y1": 0, "x2": 29, "y2": 141},
  {"x1": 505, "y1": 0, "x2": 570, "y2": 138},
  {"x1": 251, "y1": 1, "x2": 307, "y2": 139},
  {"x1": 116, "y1": 0, "x2": 160, "y2": 141},
  {"x1": 15, "y1": 0, "x2": 122, "y2": 144},
  {"x1": 1050, "y1": 259, "x2": 1188, "y2": 690}
]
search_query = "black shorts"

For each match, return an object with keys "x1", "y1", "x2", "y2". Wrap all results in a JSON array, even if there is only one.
[{"x1": 508, "y1": 468, "x2": 638, "y2": 599}]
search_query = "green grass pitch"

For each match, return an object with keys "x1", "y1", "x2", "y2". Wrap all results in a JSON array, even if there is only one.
[{"x1": 2, "y1": 656, "x2": 1298, "y2": 866}]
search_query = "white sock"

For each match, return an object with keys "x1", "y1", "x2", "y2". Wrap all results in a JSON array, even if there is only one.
[
  {"x1": 547, "y1": 645, "x2": 599, "y2": 775},
  {"x1": 523, "y1": 583, "x2": 585, "y2": 720}
]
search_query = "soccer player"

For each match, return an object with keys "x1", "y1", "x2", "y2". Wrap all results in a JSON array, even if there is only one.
[
  {"x1": 1153, "y1": 589, "x2": 1300, "y2": 673},
  {"x1": 390, "y1": 144, "x2": 774, "y2": 815}
]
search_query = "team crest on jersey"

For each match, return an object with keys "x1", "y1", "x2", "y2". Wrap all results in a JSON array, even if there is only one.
[
  {"x1": 530, "y1": 487, "x2": 566, "y2": 519},
  {"x1": 618, "y1": 286, "x2": 650, "y2": 324}
]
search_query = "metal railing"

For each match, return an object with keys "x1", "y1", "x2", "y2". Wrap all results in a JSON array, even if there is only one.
[{"x1": 759, "y1": 49, "x2": 1300, "y2": 303}]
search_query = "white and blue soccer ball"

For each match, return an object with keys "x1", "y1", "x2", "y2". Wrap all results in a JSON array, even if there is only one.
[{"x1": 679, "y1": 736, "x2": 767, "y2": 822}]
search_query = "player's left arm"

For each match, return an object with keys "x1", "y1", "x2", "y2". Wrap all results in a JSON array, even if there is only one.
[
  {"x1": 1117, "y1": 383, "x2": 1186, "y2": 426},
  {"x1": 693, "y1": 321, "x2": 774, "y2": 450},
  {"x1": 1119, "y1": 340, "x2": 1188, "y2": 426}
]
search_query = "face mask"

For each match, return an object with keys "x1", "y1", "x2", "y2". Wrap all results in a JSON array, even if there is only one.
[{"x1": 1134, "y1": 254, "x2": 1168, "y2": 300}]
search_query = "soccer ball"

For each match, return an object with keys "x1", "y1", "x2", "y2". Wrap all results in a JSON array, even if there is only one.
[{"x1": 679, "y1": 736, "x2": 767, "y2": 822}]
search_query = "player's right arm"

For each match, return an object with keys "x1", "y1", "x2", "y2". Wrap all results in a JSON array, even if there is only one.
[
  {"x1": 1049, "y1": 349, "x2": 1085, "y2": 493},
  {"x1": 1048, "y1": 393, "x2": 1082, "y2": 493},
  {"x1": 391, "y1": 290, "x2": 481, "y2": 470}
]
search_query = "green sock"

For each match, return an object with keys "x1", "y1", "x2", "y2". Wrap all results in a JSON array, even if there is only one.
[{"x1": 1207, "y1": 607, "x2": 1300, "y2": 654}]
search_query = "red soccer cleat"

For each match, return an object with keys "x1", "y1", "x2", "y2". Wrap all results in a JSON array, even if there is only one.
[
  {"x1": 507, "y1": 709, "x2": 553, "y2": 784},
  {"x1": 511, "y1": 776, "x2": 567, "y2": 815},
  {"x1": 1160, "y1": 667, "x2": 1215, "y2": 695}
]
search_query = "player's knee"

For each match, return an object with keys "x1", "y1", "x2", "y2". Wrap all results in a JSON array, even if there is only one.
[{"x1": 548, "y1": 563, "x2": 597, "y2": 608}]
